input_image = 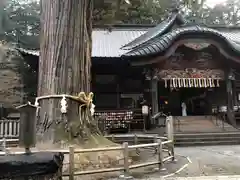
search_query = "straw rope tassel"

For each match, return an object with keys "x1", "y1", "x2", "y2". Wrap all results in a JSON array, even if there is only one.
[
  {"x1": 187, "y1": 78, "x2": 192, "y2": 87},
  {"x1": 212, "y1": 79, "x2": 215, "y2": 87},
  {"x1": 178, "y1": 78, "x2": 181, "y2": 88},
  {"x1": 186, "y1": 78, "x2": 189, "y2": 88},
  {"x1": 191, "y1": 78, "x2": 194, "y2": 87},
  {"x1": 209, "y1": 78, "x2": 212, "y2": 87},
  {"x1": 193, "y1": 78, "x2": 196, "y2": 87},
  {"x1": 204, "y1": 78, "x2": 207, "y2": 88},
  {"x1": 164, "y1": 79, "x2": 167, "y2": 88},
  {"x1": 183, "y1": 78, "x2": 186, "y2": 87},
  {"x1": 198, "y1": 78, "x2": 202, "y2": 88},
  {"x1": 173, "y1": 78, "x2": 176, "y2": 88},
  {"x1": 206, "y1": 78, "x2": 209, "y2": 87},
  {"x1": 216, "y1": 79, "x2": 220, "y2": 87}
]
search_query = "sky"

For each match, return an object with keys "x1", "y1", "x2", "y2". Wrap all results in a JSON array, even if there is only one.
[{"x1": 206, "y1": 0, "x2": 227, "y2": 7}]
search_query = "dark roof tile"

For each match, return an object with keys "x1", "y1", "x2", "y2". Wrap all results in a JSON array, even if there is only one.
[
  {"x1": 16, "y1": 25, "x2": 240, "y2": 59},
  {"x1": 122, "y1": 26, "x2": 240, "y2": 58},
  {"x1": 121, "y1": 12, "x2": 185, "y2": 50}
]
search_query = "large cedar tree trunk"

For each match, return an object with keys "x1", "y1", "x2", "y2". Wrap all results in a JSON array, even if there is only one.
[{"x1": 37, "y1": 0, "x2": 95, "y2": 145}]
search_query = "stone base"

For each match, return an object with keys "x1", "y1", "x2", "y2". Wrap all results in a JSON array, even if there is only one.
[
  {"x1": 153, "y1": 167, "x2": 167, "y2": 171},
  {"x1": 119, "y1": 174, "x2": 133, "y2": 180}
]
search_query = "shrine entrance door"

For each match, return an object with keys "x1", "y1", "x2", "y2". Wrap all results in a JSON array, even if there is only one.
[{"x1": 157, "y1": 69, "x2": 225, "y2": 117}]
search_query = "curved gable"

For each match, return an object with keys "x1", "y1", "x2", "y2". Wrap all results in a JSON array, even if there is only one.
[{"x1": 122, "y1": 26, "x2": 240, "y2": 63}]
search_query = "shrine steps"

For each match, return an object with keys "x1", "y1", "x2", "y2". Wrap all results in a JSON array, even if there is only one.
[
  {"x1": 173, "y1": 116, "x2": 240, "y2": 146},
  {"x1": 175, "y1": 132, "x2": 240, "y2": 146},
  {"x1": 174, "y1": 116, "x2": 237, "y2": 133}
]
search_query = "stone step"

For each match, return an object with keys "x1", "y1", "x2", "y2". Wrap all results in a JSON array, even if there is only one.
[
  {"x1": 174, "y1": 130, "x2": 240, "y2": 146},
  {"x1": 175, "y1": 131, "x2": 240, "y2": 137},
  {"x1": 173, "y1": 115, "x2": 237, "y2": 133},
  {"x1": 175, "y1": 140, "x2": 240, "y2": 146},
  {"x1": 175, "y1": 136, "x2": 240, "y2": 141}
]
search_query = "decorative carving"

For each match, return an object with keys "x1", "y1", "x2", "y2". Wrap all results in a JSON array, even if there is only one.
[
  {"x1": 150, "y1": 68, "x2": 223, "y2": 88},
  {"x1": 184, "y1": 43, "x2": 210, "y2": 50},
  {"x1": 161, "y1": 50, "x2": 222, "y2": 70},
  {"x1": 143, "y1": 46, "x2": 225, "y2": 89},
  {"x1": 158, "y1": 69, "x2": 224, "y2": 79}
]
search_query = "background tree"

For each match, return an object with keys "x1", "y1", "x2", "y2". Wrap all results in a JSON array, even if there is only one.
[
  {"x1": 36, "y1": 0, "x2": 128, "y2": 169},
  {"x1": 2, "y1": 0, "x2": 240, "y2": 51},
  {"x1": 93, "y1": 0, "x2": 171, "y2": 24},
  {"x1": 0, "y1": 0, "x2": 40, "y2": 49},
  {"x1": 0, "y1": 42, "x2": 25, "y2": 109},
  {"x1": 38, "y1": 0, "x2": 93, "y2": 143}
]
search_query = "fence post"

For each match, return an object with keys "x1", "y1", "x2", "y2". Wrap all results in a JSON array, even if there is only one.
[
  {"x1": 2, "y1": 138, "x2": 6, "y2": 152},
  {"x1": 167, "y1": 116, "x2": 176, "y2": 162},
  {"x1": 156, "y1": 139, "x2": 166, "y2": 171},
  {"x1": 69, "y1": 146, "x2": 75, "y2": 180},
  {"x1": 134, "y1": 134, "x2": 139, "y2": 154},
  {"x1": 134, "y1": 134, "x2": 138, "y2": 145},
  {"x1": 120, "y1": 142, "x2": 132, "y2": 179},
  {"x1": 111, "y1": 134, "x2": 115, "y2": 142},
  {"x1": 154, "y1": 136, "x2": 158, "y2": 154}
]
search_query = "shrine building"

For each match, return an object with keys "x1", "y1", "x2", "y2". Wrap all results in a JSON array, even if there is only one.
[{"x1": 18, "y1": 10, "x2": 240, "y2": 133}]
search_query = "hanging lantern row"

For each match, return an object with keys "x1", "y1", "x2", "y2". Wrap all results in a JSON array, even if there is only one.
[{"x1": 163, "y1": 78, "x2": 220, "y2": 88}]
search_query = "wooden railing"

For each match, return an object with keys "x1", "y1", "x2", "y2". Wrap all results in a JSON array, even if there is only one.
[
  {"x1": 0, "y1": 116, "x2": 174, "y2": 179},
  {"x1": 0, "y1": 119, "x2": 19, "y2": 138},
  {"x1": 64, "y1": 138, "x2": 174, "y2": 179}
]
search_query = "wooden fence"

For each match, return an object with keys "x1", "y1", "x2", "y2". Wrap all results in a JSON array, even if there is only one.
[
  {"x1": 0, "y1": 116, "x2": 174, "y2": 179},
  {"x1": 0, "y1": 119, "x2": 19, "y2": 138},
  {"x1": 64, "y1": 135, "x2": 174, "y2": 179}
]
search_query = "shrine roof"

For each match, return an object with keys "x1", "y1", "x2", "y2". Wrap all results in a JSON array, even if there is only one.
[
  {"x1": 122, "y1": 26, "x2": 240, "y2": 58},
  {"x1": 121, "y1": 11, "x2": 240, "y2": 60},
  {"x1": 121, "y1": 11, "x2": 186, "y2": 50},
  {"x1": 18, "y1": 27, "x2": 147, "y2": 58},
  {"x1": 17, "y1": 24, "x2": 240, "y2": 59}
]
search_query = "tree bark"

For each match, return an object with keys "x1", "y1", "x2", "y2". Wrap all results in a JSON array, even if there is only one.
[{"x1": 37, "y1": 0, "x2": 94, "y2": 144}]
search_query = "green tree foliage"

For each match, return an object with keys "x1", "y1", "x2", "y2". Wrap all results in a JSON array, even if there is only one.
[
  {"x1": 0, "y1": 0, "x2": 40, "y2": 49},
  {"x1": 207, "y1": 0, "x2": 240, "y2": 25},
  {"x1": 1, "y1": 0, "x2": 240, "y2": 49},
  {"x1": 94, "y1": 0, "x2": 171, "y2": 24}
]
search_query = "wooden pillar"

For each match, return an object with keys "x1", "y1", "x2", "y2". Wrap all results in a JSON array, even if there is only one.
[
  {"x1": 232, "y1": 80, "x2": 237, "y2": 105},
  {"x1": 116, "y1": 75, "x2": 120, "y2": 109},
  {"x1": 151, "y1": 77, "x2": 159, "y2": 124},
  {"x1": 226, "y1": 69, "x2": 236, "y2": 127}
]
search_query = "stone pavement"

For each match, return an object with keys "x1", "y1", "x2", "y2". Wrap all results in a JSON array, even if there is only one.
[{"x1": 164, "y1": 175, "x2": 240, "y2": 180}]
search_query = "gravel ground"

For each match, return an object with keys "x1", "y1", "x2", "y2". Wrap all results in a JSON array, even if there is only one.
[
  {"x1": 174, "y1": 145, "x2": 240, "y2": 177},
  {"x1": 7, "y1": 144, "x2": 240, "y2": 180},
  {"x1": 108, "y1": 145, "x2": 240, "y2": 180}
]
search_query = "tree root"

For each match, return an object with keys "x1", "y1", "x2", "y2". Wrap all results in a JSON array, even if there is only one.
[{"x1": 35, "y1": 93, "x2": 136, "y2": 172}]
